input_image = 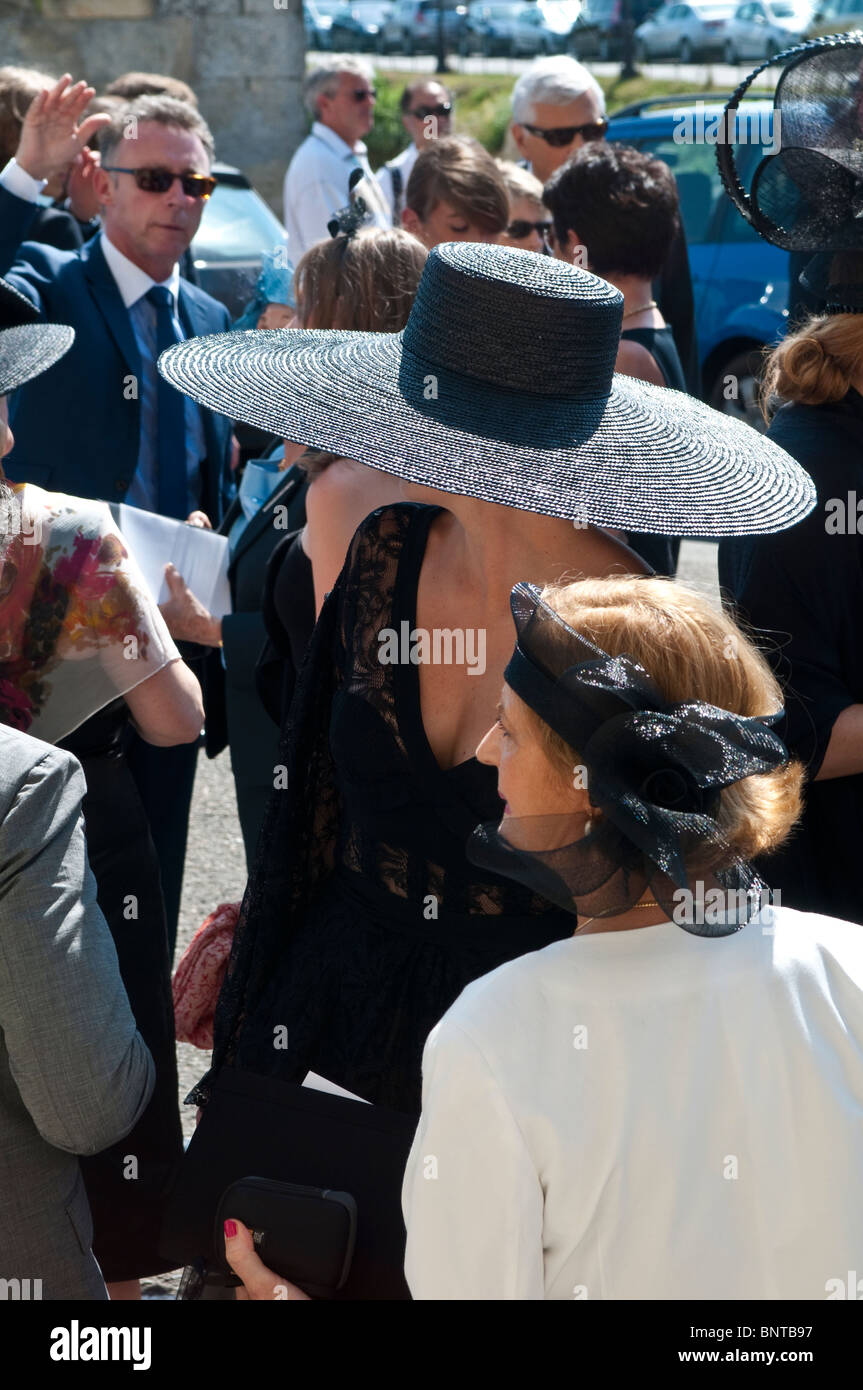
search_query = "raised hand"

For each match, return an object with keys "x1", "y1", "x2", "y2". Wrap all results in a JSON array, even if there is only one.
[{"x1": 15, "y1": 75, "x2": 111, "y2": 184}]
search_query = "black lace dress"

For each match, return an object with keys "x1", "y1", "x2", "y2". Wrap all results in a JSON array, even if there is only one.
[{"x1": 194, "y1": 502, "x2": 575, "y2": 1117}]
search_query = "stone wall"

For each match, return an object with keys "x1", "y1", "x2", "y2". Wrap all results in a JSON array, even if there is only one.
[{"x1": 0, "y1": 0, "x2": 306, "y2": 215}]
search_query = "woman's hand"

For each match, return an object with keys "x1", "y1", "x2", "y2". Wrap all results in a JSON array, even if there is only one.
[
  {"x1": 223, "y1": 1219, "x2": 311, "y2": 1301},
  {"x1": 159, "y1": 563, "x2": 222, "y2": 647}
]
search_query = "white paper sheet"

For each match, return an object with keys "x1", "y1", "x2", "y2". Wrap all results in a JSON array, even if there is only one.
[
  {"x1": 302, "y1": 1072, "x2": 370, "y2": 1104},
  {"x1": 111, "y1": 503, "x2": 232, "y2": 619}
]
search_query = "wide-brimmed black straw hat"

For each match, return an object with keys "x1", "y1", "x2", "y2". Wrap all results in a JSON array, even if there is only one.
[
  {"x1": 159, "y1": 243, "x2": 815, "y2": 535},
  {"x1": 0, "y1": 277, "x2": 74, "y2": 396}
]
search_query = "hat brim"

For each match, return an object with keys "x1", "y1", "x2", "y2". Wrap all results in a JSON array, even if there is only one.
[
  {"x1": 0, "y1": 323, "x2": 75, "y2": 397},
  {"x1": 159, "y1": 327, "x2": 816, "y2": 536}
]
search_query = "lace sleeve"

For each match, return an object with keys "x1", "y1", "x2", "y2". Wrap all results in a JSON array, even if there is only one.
[{"x1": 191, "y1": 506, "x2": 410, "y2": 1105}]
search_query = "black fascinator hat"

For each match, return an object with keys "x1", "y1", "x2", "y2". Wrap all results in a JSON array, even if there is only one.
[
  {"x1": 466, "y1": 583, "x2": 791, "y2": 937},
  {"x1": 716, "y1": 32, "x2": 863, "y2": 311}
]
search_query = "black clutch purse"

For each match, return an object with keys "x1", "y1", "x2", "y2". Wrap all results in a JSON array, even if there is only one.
[{"x1": 159, "y1": 1066, "x2": 418, "y2": 1301}]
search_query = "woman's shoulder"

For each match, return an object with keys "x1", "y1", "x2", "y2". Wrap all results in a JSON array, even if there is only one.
[
  {"x1": 345, "y1": 500, "x2": 440, "y2": 569},
  {"x1": 767, "y1": 397, "x2": 863, "y2": 474},
  {"x1": 429, "y1": 937, "x2": 577, "y2": 1057},
  {"x1": 12, "y1": 483, "x2": 113, "y2": 541}
]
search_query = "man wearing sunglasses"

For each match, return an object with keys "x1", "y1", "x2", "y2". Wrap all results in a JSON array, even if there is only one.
[
  {"x1": 283, "y1": 56, "x2": 391, "y2": 259},
  {"x1": 0, "y1": 75, "x2": 237, "y2": 952},
  {"x1": 376, "y1": 81, "x2": 453, "y2": 227},
  {"x1": 509, "y1": 55, "x2": 700, "y2": 398}
]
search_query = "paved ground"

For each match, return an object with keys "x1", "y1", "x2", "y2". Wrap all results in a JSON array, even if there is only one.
[{"x1": 358, "y1": 52, "x2": 777, "y2": 90}]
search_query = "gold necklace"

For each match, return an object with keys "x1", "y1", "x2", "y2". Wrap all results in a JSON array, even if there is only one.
[
  {"x1": 575, "y1": 899, "x2": 662, "y2": 934},
  {"x1": 622, "y1": 299, "x2": 658, "y2": 320}
]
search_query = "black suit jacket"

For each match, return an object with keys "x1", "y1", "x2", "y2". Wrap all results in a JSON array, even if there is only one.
[{"x1": 203, "y1": 464, "x2": 309, "y2": 760}]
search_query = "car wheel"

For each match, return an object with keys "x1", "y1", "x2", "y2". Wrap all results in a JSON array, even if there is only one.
[
  {"x1": 724, "y1": 40, "x2": 737, "y2": 62},
  {"x1": 679, "y1": 37, "x2": 693, "y2": 62},
  {"x1": 707, "y1": 348, "x2": 767, "y2": 433}
]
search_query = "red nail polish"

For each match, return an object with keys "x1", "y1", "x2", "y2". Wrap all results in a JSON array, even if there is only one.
[{"x1": 224, "y1": 1219, "x2": 237, "y2": 1238}]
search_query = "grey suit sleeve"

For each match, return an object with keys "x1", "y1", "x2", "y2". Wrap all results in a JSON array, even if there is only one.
[{"x1": 0, "y1": 745, "x2": 155, "y2": 1155}]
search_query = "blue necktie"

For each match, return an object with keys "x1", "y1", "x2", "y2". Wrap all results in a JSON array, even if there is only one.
[{"x1": 146, "y1": 285, "x2": 187, "y2": 519}]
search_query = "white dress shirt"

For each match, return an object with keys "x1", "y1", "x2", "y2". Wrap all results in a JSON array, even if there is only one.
[
  {"x1": 282, "y1": 121, "x2": 390, "y2": 259},
  {"x1": 403, "y1": 904, "x2": 863, "y2": 1300},
  {"x1": 0, "y1": 157, "x2": 47, "y2": 201},
  {"x1": 375, "y1": 142, "x2": 419, "y2": 224},
  {"x1": 100, "y1": 234, "x2": 206, "y2": 516}
]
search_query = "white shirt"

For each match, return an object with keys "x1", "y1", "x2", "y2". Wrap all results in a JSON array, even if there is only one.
[
  {"x1": 282, "y1": 121, "x2": 390, "y2": 259},
  {"x1": 403, "y1": 904, "x2": 863, "y2": 1300},
  {"x1": 375, "y1": 143, "x2": 419, "y2": 224}
]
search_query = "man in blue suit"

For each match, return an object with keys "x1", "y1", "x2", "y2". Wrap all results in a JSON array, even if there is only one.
[{"x1": 0, "y1": 74, "x2": 236, "y2": 950}]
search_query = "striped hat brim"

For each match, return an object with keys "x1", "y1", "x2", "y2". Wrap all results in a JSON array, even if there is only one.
[{"x1": 159, "y1": 326, "x2": 816, "y2": 537}]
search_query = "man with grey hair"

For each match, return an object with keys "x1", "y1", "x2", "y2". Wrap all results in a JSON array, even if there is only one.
[
  {"x1": 510, "y1": 54, "x2": 699, "y2": 396},
  {"x1": 283, "y1": 55, "x2": 390, "y2": 257},
  {"x1": 510, "y1": 55, "x2": 607, "y2": 184}
]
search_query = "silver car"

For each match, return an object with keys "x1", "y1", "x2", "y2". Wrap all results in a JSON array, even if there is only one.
[
  {"x1": 722, "y1": 0, "x2": 813, "y2": 60},
  {"x1": 635, "y1": 0, "x2": 737, "y2": 60}
]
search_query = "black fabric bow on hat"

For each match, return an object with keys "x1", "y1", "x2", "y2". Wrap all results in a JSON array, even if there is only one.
[
  {"x1": 467, "y1": 583, "x2": 790, "y2": 936},
  {"x1": 327, "y1": 165, "x2": 374, "y2": 240}
]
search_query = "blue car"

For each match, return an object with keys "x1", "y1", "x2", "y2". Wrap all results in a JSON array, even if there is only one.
[{"x1": 607, "y1": 96, "x2": 790, "y2": 430}]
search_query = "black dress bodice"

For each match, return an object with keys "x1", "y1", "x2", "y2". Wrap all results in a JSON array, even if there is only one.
[{"x1": 202, "y1": 503, "x2": 574, "y2": 1114}]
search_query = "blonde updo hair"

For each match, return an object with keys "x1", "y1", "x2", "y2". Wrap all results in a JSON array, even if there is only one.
[
  {"x1": 761, "y1": 311, "x2": 863, "y2": 414},
  {"x1": 517, "y1": 575, "x2": 803, "y2": 866},
  {"x1": 295, "y1": 226, "x2": 427, "y2": 335},
  {"x1": 294, "y1": 226, "x2": 428, "y2": 479}
]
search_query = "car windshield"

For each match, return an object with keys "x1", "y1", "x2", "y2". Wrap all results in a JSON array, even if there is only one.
[{"x1": 192, "y1": 182, "x2": 286, "y2": 264}]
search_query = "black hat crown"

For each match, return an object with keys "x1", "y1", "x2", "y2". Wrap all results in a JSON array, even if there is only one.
[{"x1": 401, "y1": 242, "x2": 624, "y2": 400}]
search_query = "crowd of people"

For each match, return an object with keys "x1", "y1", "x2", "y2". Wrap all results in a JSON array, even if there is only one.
[{"x1": 1, "y1": 37, "x2": 862, "y2": 1304}]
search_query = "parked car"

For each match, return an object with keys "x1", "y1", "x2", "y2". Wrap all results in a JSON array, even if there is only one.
[
  {"x1": 607, "y1": 96, "x2": 790, "y2": 429},
  {"x1": 461, "y1": 1, "x2": 558, "y2": 54},
  {"x1": 190, "y1": 164, "x2": 288, "y2": 321},
  {"x1": 537, "y1": 0, "x2": 584, "y2": 39},
  {"x1": 722, "y1": 0, "x2": 812, "y2": 60},
  {"x1": 634, "y1": 0, "x2": 737, "y2": 60},
  {"x1": 329, "y1": 0, "x2": 394, "y2": 49},
  {"x1": 569, "y1": 0, "x2": 659, "y2": 60},
  {"x1": 304, "y1": 0, "x2": 343, "y2": 47},
  {"x1": 809, "y1": 0, "x2": 863, "y2": 33},
  {"x1": 378, "y1": 0, "x2": 469, "y2": 52}
]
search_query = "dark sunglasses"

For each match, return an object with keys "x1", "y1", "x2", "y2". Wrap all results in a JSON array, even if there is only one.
[
  {"x1": 103, "y1": 166, "x2": 218, "y2": 199},
  {"x1": 521, "y1": 119, "x2": 609, "y2": 147},
  {"x1": 408, "y1": 102, "x2": 453, "y2": 120},
  {"x1": 351, "y1": 87, "x2": 377, "y2": 102},
  {"x1": 507, "y1": 219, "x2": 554, "y2": 240}
]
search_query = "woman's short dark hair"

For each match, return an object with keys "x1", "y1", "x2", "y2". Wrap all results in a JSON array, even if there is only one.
[{"x1": 543, "y1": 142, "x2": 680, "y2": 281}]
